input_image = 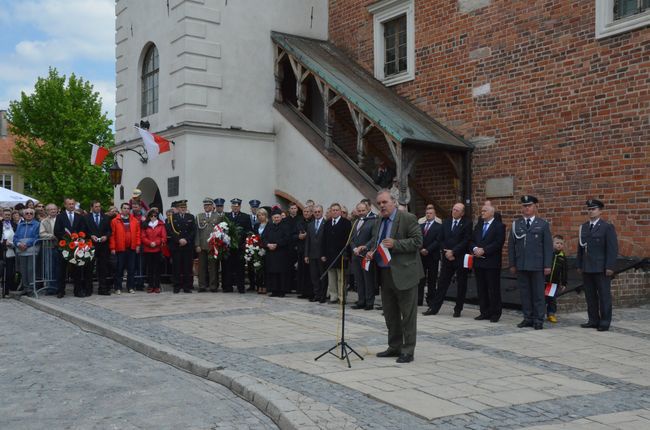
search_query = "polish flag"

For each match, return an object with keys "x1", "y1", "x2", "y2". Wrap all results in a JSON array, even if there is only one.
[
  {"x1": 463, "y1": 254, "x2": 473, "y2": 269},
  {"x1": 377, "y1": 243, "x2": 391, "y2": 265},
  {"x1": 362, "y1": 254, "x2": 372, "y2": 272},
  {"x1": 545, "y1": 283, "x2": 558, "y2": 297},
  {"x1": 137, "y1": 127, "x2": 171, "y2": 159},
  {"x1": 90, "y1": 143, "x2": 109, "y2": 166}
]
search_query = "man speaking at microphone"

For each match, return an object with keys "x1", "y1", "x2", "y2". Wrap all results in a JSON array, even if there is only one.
[{"x1": 360, "y1": 189, "x2": 423, "y2": 363}]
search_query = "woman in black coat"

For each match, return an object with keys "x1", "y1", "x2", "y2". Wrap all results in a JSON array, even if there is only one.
[{"x1": 261, "y1": 207, "x2": 290, "y2": 297}]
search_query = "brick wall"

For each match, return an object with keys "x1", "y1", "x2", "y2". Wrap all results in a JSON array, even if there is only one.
[
  {"x1": 557, "y1": 268, "x2": 650, "y2": 313},
  {"x1": 328, "y1": 0, "x2": 650, "y2": 258}
]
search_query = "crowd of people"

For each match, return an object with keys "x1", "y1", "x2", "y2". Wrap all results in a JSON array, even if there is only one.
[{"x1": 1, "y1": 189, "x2": 618, "y2": 363}]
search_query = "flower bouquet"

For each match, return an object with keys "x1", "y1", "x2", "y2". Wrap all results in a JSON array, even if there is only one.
[
  {"x1": 58, "y1": 232, "x2": 95, "y2": 266},
  {"x1": 244, "y1": 233, "x2": 265, "y2": 272},
  {"x1": 207, "y1": 222, "x2": 232, "y2": 260}
]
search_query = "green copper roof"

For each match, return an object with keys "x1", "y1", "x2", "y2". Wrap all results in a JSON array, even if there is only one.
[{"x1": 272, "y1": 31, "x2": 472, "y2": 152}]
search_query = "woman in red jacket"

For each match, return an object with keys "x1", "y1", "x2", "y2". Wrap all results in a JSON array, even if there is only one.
[{"x1": 141, "y1": 208, "x2": 167, "y2": 293}]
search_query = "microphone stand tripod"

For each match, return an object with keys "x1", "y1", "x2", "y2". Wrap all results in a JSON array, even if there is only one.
[{"x1": 314, "y1": 229, "x2": 364, "y2": 368}]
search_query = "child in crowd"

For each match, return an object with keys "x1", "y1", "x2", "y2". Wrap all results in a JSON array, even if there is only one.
[{"x1": 546, "y1": 235, "x2": 568, "y2": 323}]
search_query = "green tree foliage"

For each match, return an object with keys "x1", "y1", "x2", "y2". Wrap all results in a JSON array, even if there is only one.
[{"x1": 8, "y1": 68, "x2": 114, "y2": 208}]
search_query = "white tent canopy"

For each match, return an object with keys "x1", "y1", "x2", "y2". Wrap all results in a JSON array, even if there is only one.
[{"x1": 0, "y1": 187, "x2": 39, "y2": 207}]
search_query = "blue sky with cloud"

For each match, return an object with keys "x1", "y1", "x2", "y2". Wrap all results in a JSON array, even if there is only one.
[{"x1": 0, "y1": 0, "x2": 115, "y2": 123}]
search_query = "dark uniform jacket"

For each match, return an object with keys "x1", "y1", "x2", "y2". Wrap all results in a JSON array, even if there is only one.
[
  {"x1": 261, "y1": 221, "x2": 290, "y2": 273},
  {"x1": 350, "y1": 213, "x2": 377, "y2": 253},
  {"x1": 166, "y1": 212, "x2": 197, "y2": 250},
  {"x1": 469, "y1": 219, "x2": 506, "y2": 269},
  {"x1": 576, "y1": 220, "x2": 618, "y2": 273},
  {"x1": 508, "y1": 217, "x2": 553, "y2": 271},
  {"x1": 227, "y1": 211, "x2": 253, "y2": 247}
]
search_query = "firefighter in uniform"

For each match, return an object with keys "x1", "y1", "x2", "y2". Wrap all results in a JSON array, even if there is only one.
[{"x1": 166, "y1": 200, "x2": 196, "y2": 293}]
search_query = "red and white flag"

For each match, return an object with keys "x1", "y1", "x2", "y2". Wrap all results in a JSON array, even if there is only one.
[
  {"x1": 362, "y1": 254, "x2": 372, "y2": 272},
  {"x1": 90, "y1": 143, "x2": 109, "y2": 166},
  {"x1": 137, "y1": 127, "x2": 171, "y2": 159},
  {"x1": 377, "y1": 243, "x2": 391, "y2": 265},
  {"x1": 545, "y1": 283, "x2": 558, "y2": 297},
  {"x1": 463, "y1": 254, "x2": 473, "y2": 269}
]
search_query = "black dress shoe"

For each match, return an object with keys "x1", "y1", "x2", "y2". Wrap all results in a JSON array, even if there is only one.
[
  {"x1": 422, "y1": 308, "x2": 438, "y2": 316},
  {"x1": 57, "y1": 291, "x2": 65, "y2": 298},
  {"x1": 197, "y1": 288, "x2": 207, "y2": 293},
  {"x1": 328, "y1": 300, "x2": 339, "y2": 304},
  {"x1": 453, "y1": 310, "x2": 461, "y2": 318},
  {"x1": 534, "y1": 323, "x2": 543, "y2": 330},
  {"x1": 364, "y1": 305, "x2": 374, "y2": 311},
  {"x1": 376, "y1": 349, "x2": 400, "y2": 358},
  {"x1": 351, "y1": 304, "x2": 365, "y2": 310},
  {"x1": 247, "y1": 287, "x2": 256, "y2": 291},
  {"x1": 183, "y1": 289, "x2": 193, "y2": 293},
  {"x1": 597, "y1": 326, "x2": 610, "y2": 332},
  {"x1": 396, "y1": 354, "x2": 414, "y2": 363},
  {"x1": 319, "y1": 298, "x2": 327, "y2": 303},
  {"x1": 580, "y1": 323, "x2": 599, "y2": 329},
  {"x1": 173, "y1": 288, "x2": 180, "y2": 294},
  {"x1": 517, "y1": 320, "x2": 533, "y2": 328},
  {"x1": 309, "y1": 297, "x2": 317, "y2": 302},
  {"x1": 489, "y1": 317, "x2": 500, "y2": 323},
  {"x1": 474, "y1": 315, "x2": 489, "y2": 320}
]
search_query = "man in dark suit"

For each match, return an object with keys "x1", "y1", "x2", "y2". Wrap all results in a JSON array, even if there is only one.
[
  {"x1": 321, "y1": 203, "x2": 352, "y2": 304},
  {"x1": 362, "y1": 190, "x2": 423, "y2": 363},
  {"x1": 166, "y1": 200, "x2": 196, "y2": 293},
  {"x1": 424, "y1": 203, "x2": 472, "y2": 317},
  {"x1": 350, "y1": 201, "x2": 377, "y2": 310},
  {"x1": 296, "y1": 206, "x2": 313, "y2": 299},
  {"x1": 224, "y1": 198, "x2": 252, "y2": 293},
  {"x1": 418, "y1": 207, "x2": 441, "y2": 308},
  {"x1": 470, "y1": 204, "x2": 506, "y2": 322},
  {"x1": 304, "y1": 205, "x2": 327, "y2": 302},
  {"x1": 85, "y1": 200, "x2": 112, "y2": 296},
  {"x1": 54, "y1": 197, "x2": 89, "y2": 298},
  {"x1": 508, "y1": 195, "x2": 553, "y2": 330},
  {"x1": 577, "y1": 199, "x2": 618, "y2": 331}
]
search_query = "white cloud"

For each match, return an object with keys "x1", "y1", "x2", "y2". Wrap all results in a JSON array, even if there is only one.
[{"x1": 12, "y1": 0, "x2": 114, "y2": 62}]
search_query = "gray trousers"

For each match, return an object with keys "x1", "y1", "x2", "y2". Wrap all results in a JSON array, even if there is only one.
[
  {"x1": 517, "y1": 270, "x2": 545, "y2": 324},
  {"x1": 351, "y1": 255, "x2": 375, "y2": 307},
  {"x1": 583, "y1": 272, "x2": 612, "y2": 328},
  {"x1": 379, "y1": 268, "x2": 418, "y2": 356},
  {"x1": 197, "y1": 250, "x2": 219, "y2": 290}
]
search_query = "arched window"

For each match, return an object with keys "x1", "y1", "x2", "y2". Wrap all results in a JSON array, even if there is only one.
[{"x1": 141, "y1": 44, "x2": 159, "y2": 117}]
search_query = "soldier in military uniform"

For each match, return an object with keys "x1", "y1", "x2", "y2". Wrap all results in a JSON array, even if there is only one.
[
  {"x1": 166, "y1": 200, "x2": 196, "y2": 293},
  {"x1": 223, "y1": 198, "x2": 252, "y2": 293},
  {"x1": 508, "y1": 195, "x2": 553, "y2": 330},
  {"x1": 247, "y1": 199, "x2": 261, "y2": 291},
  {"x1": 195, "y1": 197, "x2": 224, "y2": 292},
  {"x1": 577, "y1": 199, "x2": 618, "y2": 331}
]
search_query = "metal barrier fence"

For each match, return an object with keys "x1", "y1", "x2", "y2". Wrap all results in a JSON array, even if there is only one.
[{"x1": 15, "y1": 238, "x2": 57, "y2": 299}]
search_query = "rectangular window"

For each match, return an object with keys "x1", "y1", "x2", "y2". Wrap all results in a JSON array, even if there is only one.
[
  {"x1": 383, "y1": 15, "x2": 407, "y2": 77},
  {"x1": 370, "y1": 0, "x2": 415, "y2": 86},
  {"x1": 1, "y1": 174, "x2": 13, "y2": 190},
  {"x1": 614, "y1": 0, "x2": 650, "y2": 20},
  {"x1": 596, "y1": 0, "x2": 650, "y2": 38}
]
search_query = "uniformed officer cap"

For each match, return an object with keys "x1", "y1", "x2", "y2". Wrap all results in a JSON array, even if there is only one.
[
  {"x1": 230, "y1": 198, "x2": 242, "y2": 205},
  {"x1": 520, "y1": 195, "x2": 538, "y2": 205},
  {"x1": 202, "y1": 197, "x2": 214, "y2": 205},
  {"x1": 177, "y1": 199, "x2": 187, "y2": 208},
  {"x1": 171, "y1": 200, "x2": 179, "y2": 208},
  {"x1": 586, "y1": 199, "x2": 604, "y2": 209},
  {"x1": 213, "y1": 198, "x2": 225, "y2": 206},
  {"x1": 249, "y1": 199, "x2": 261, "y2": 208}
]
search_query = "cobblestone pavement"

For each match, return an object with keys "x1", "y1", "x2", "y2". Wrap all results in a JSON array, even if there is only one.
[
  {"x1": 14, "y1": 288, "x2": 650, "y2": 429},
  {"x1": 0, "y1": 300, "x2": 277, "y2": 430}
]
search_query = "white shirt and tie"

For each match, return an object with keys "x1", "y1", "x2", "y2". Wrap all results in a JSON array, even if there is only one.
[
  {"x1": 315, "y1": 218, "x2": 323, "y2": 232},
  {"x1": 331, "y1": 216, "x2": 341, "y2": 227},
  {"x1": 67, "y1": 211, "x2": 75, "y2": 226}
]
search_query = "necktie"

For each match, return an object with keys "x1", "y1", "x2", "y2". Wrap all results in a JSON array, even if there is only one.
[
  {"x1": 316, "y1": 219, "x2": 320, "y2": 231},
  {"x1": 332, "y1": 219, "x2": 336, "y2": 227},
  {"x1": 68, "y1": 212, "x2": 74, "y2": 225},
  {"x1": 526, "y1": 219, "x2": 531, "y2": 229},
  {"x1": 452, "y1": 220, "x2": 458, "y2": 231},
  {"x1": 378, "y1": 218, "x2": 390, "y2": 243},
  {"x1": 589, "y1": 223, "x2": 594, "y2": 231},
  {"x1": 95, "y1": 214, "x2": 100, "y2": 226},
  {"x1": 424, "y1": 222, "x2": 431, "y2": 235},
  {"x1": 356, "y1": 219, "x2": 363, "y2": 232},
  {"x1": 482, "y1": 222, "x2": 489, "y2": 238}
]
